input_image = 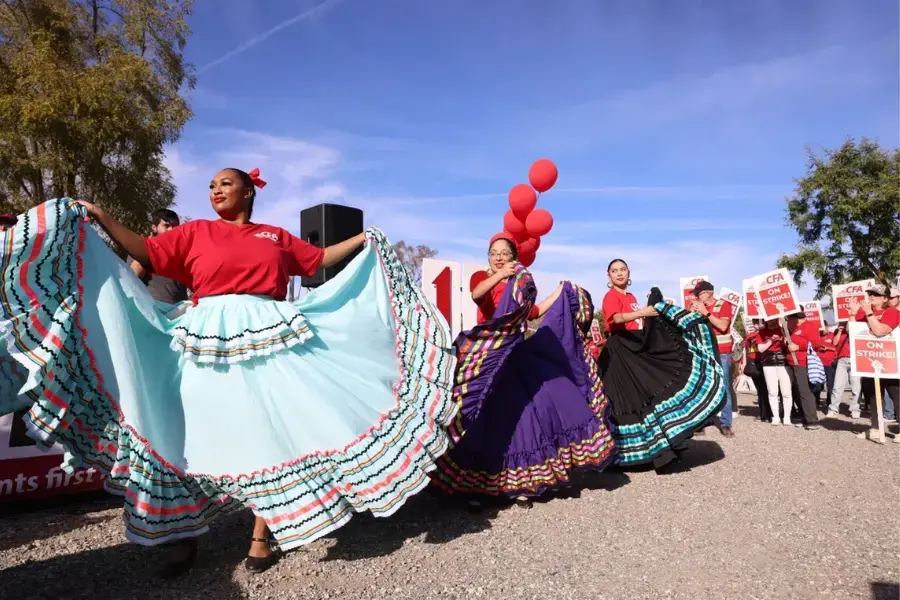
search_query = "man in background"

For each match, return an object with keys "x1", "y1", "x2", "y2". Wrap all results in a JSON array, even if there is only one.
[
  {"x1": 691, "y1": 280, "x2": 737, "y2": 437},
  {"x1": 129, "y1": 209, "x2": 188, "y2": 304}
]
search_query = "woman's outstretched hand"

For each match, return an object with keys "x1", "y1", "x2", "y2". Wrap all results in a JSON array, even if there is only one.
[{"x1": 76, "y1": 200, "x2": 101, "y2": 219}]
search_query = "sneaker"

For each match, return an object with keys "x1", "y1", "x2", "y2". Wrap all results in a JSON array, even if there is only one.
[
  {"x1": 783, "y1": 420, "x2": 792, "y2": 426},
  {"x1": 825, "y1": 411, "x2": 838, "y2": 418},
  {"x1": 732, "y1": 412, "x2": 739, "y2": 419},
  {"x1": 771, "y1": 420, "x2": 782, "y2": 426},
  {"x1": 850, "y1": 411, "x2": 861, "y2": 420},
  {"x1": 805, "y1": 424, "x2": 821, "y2": 431},
  {"x1": 885, "y1": 417, "x2": 898, "y2": 424}
]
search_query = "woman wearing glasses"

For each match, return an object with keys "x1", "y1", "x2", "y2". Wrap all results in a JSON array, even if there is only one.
[{"x1": 432, "y1": 233, "x2": 617, "y2": 508}]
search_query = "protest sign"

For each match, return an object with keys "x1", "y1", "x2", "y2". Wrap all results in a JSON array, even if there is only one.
[
  {"x1": 679, "y1": 275, "x2": 708, "y2": 308},
  {"x1": 719, "y1": 287, "x2": 742, "y2": 309},
  {"x1": 742, "y1": 278, "x2": 762, "y2": 321},
  {"x1": 752, "y1": 268, "x2": 799, "y2": 320},
  {"x1": 801, "y1": 301, "x2": 825, "y2": 329},
  {"x1": 831, "y1": 279, "x2": 877, "y2": 322},
  {"x1": 849, "y1": 322, "x2": 900, "y2": 380}
]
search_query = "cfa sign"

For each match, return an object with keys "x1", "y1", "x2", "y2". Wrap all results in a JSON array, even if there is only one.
[{"x1": 421, "y1": 258, "x2": 491, "y2": 338}]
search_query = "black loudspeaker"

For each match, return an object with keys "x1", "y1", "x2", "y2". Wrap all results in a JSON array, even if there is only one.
[{"x1": 299, "y1": 203, "x2": 364, "y2": 288}]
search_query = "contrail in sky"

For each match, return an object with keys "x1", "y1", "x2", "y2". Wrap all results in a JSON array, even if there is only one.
[{"x1": 198, "y1": 0, "x2": 346, "y2": 74}]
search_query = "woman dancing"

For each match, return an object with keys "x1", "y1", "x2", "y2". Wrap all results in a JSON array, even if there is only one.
[
  {"x1": 0, "y1": 169, "x2": 456, "y2": 577},
  {"x1": 597, "y1": 259, "x2": 726, "y2": 469},
  {"x1": 431, "y1": 233, "x2": 616, "y2": 507}
]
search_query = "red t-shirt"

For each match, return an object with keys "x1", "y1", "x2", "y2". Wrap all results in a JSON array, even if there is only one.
[
  {"x1": 817, "y1": 332, "x2": 837, "y2": 366},
  {"x1": 855, "y1": 307, "x2": 900, "y2": 331},
  {"x1": 758, "y1": 328, "x2": 785, "y2": 355},
  {"x1": 705, "y1": 299, "x2": 736, "y2": 354},
  {"x1": 833, "y1": 327, "x2": 851, "y2": 359},
  {"x1": 786, "y1": 320, "x2": 822, "y2": 367},
  {"x1": 602, "y1": 290, "x2": 643, "y2": 332},
  {"x1": 145, "y1": 219, "x2": 325, "y2": 302},
  {"x1": 474, "y1": 280, "x2": 539, "y2": 324}
]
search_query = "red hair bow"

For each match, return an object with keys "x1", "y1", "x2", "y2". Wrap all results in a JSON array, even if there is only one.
[{"x1": 248, "y1": 168, "x2": 267, "y2": 188}]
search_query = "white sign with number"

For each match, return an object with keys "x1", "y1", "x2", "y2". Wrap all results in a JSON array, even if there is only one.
[{"x1": 422, "y1": 258, "x2": 490, "y2": 338}]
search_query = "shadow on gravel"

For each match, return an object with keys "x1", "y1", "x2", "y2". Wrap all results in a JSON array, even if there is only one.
[
  {"x1": 0, "y1": 510, "x2": 254, "y2": 600},
  {"x1": 615, "y1": 439, "x2": 725, "y2": 476},
  {"x1": 321, "y1": 491, "x2": 500, "y2": 563},
  {"x1": 0, "y1": 490, "x2": 121, "y2": 553},
  {"x1": 870, "y1": 581, "x2": 900, "y2": 600}
]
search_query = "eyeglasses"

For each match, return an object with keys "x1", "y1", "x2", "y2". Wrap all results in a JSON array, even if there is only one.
[{"x1": 489, "y1": 251, "x2": 513, "y2": 259}]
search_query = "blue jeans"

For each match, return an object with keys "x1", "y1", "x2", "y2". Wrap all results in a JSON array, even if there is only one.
[{"x1": 720, "y1": 354, "x2": 734, "y2": 427}]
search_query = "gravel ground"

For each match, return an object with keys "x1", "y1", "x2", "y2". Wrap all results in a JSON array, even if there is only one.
[{"x1": 1, "y1": 392, "x2": 898, "y2": 600}]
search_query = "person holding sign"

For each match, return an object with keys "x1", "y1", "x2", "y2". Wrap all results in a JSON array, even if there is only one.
[
  {"x1": 689, "y1": 281, "x2": 737, "y2": 437},
  {"x1": 783, "y1": 313, "x2": 823, "y2": 430},
  {"x1": 743, "y1": 321, "x2": 772, "y2": 421},
  {"x1": 851, "y1": 283, "x2": 900, "y2": 437},
  {"x1": 597, "y1": 260, "x2": 726, "y2": 469},
  {"x1": 825, "y1": 322, "x2": 862, "y2": 419},
  {"x1": 432, "y1": 233, "x2": 616, "y2": 507},
  {"x1": 757, "y1": 320, "x2": 793, "y2": 425},
  {"x1": 815, "y1": 322, "x2": 838, "y2": 408}
]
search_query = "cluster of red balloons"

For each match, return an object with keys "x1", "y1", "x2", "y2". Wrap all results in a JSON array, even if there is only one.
[{"x1": 502, "y1": 159, "x2": 558, "y2": 268}]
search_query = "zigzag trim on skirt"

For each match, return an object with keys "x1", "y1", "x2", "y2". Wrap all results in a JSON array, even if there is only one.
[
  {"x1": 0, "y1": 200, "x2": 457, "y2": 549},
  {"x1": 613, "y1": 302, "x2": 727, "y2": 466},
  {"x1": 430, "y1": 426, "x2": 616, "y2": 497}
]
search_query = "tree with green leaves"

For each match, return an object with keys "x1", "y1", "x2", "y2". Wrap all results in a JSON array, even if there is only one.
[
  {"x1": 0, "y1": 0, "x2": 194, "y2": 235},
  {"x1": 778, "y1": 138, "x2": 900, "y2": 299},
  {"x1": 392, "y1": 240, "x2": 438, "y2": 286}
]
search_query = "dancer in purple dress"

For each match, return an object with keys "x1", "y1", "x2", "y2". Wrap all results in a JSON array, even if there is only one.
[{"x1": 431, "y1": 233, "x2": 617, "y2": 507}]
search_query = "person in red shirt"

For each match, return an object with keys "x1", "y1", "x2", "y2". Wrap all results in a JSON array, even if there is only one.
[
  {"x1": 824, "y1": 321, "x2": 862, "y2": 418},
  {"x1": 596, "y1": 259, "x2": 725, "y2": 471},
  {"x1": 74, "y1": 167, "x2": 439, "y2": 576},
  {"x1": 784, "y1": 312, "x2": 823, "y2": 429},
  {"x1": 815, "y1": 321, "x2": 838, "y2": 407},
  {"x1": 743, "y1": 320, "x2": 772, "y2": 421},
  {"x1": 756, "y1": 319, "x2": 793, "y2": 425},
  {"x1": 471, "y1": 233, "x2": 562, "y2": 324},
  {"x1": 689, "y1": 281, "x2": 736, "y2": 436},
  {"x1": 601, "y1": 259, "x2": 657, "y2": 332},
  {"x1": 851, "y1": 284, "x2": 900, "y2": 439}
]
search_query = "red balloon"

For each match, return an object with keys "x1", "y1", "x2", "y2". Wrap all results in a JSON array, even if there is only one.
[
  {"x1": 503, "y1": 228, "x2": 530, "y2": 243},
  {"x1": 528, "y1": 159, "x2": 558, "y2": 193},
  {"x1": 518, "y1": 236, "x2": 541, "y2": 255},
  {"x1": 525, "y1": 209, "x2": 553, "y2": 237},
  {"x1": 519, "y1": 248, "x2": 536, "y2": 268},
  {"x1": 508, "y1": 184, "x2": 537, "y2": 220},
  {"x1": 503, "y1": 211, "x2": 527, "y2": 236}
]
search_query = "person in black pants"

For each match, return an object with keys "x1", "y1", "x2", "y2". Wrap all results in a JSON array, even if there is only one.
[{"x1": 744, "y1": 321, "x2": 772, "y2": 421}]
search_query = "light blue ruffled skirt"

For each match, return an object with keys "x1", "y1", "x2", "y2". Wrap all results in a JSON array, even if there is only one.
[{"x1": 0, "y1": 199, "x2": 457, "y2": 549}]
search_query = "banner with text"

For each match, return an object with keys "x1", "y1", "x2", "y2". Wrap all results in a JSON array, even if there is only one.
[
  {"x1": 679, "y1": 275, "x2": 708, "y2": 308},
  {"x1": 849, "y1": 322, "x2": 900, "y2": 379},
  {"x1": 752, "y1": 268, "x2": 800, "y2": 320},
  {"x1": 831, "y1": 279, "x2": 877, "y2": 322},
  {"x1": 0, "y1": 412, "x2": 106, "y2": 501}
]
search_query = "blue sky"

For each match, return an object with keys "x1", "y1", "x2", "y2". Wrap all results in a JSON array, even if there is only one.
[{"x1": 166, "y1": 0, "x2": 900, "y2": 302}]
